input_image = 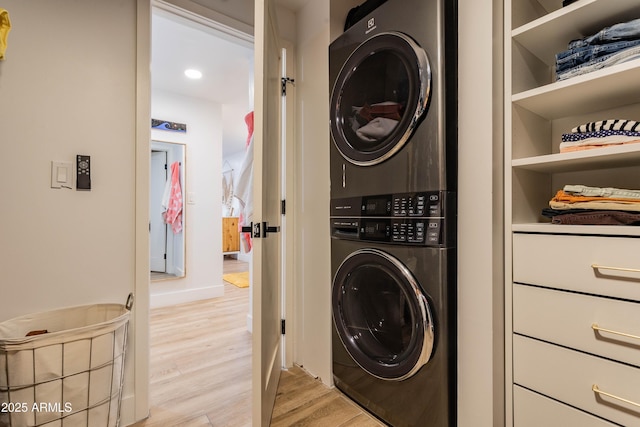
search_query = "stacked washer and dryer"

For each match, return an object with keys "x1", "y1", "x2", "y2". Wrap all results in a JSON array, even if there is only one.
[{"x1": 329, "y1": 0, "x2": 457, "y2": 426}]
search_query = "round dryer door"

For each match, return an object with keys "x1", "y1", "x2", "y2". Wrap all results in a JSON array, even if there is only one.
[
  {"x1": 332, "y1": 248, "x2": 435, "y2": 381},
  {"x1": 330, "y1": 32, "x2": 431, "y2": 166}
]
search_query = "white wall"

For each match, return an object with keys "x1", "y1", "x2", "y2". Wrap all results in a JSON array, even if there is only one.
[
  {"x1": 0, "y1": 0, "x2": 142, "y2": 423},
  {"x1": 0, "y1": 0, "x2": 136, "y2": 318},
  {"x1": 457, "y1": 0, "x2": 505, "y2": 425},
  {"x1": 150, "y1": 90, "x2": 224, "y2": 307},
  {"x1": 293, "y1": 0, "x2": 333, "y2": 384}
]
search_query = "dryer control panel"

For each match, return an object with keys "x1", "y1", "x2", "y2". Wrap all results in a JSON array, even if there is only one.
[
  {"x1": 330, "y1": 191, "x2": 455, "y2": 247},
  {"x1": 331, "y1": 191, "x2": 450, "y2": 218}
]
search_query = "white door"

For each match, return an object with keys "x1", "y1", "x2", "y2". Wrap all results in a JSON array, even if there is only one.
[
  {"x1": 252, "y1": 0, "x2": 283, "y2": 424},
  {"x1": 150, "y1": 150, "x2": 167, "y2": 272}
]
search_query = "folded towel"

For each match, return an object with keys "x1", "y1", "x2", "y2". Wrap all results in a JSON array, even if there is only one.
[
  {"x1": 356, "y1": 117, "x2": 398, "y2": 142},
  {"x1": 571, "y1": 119, "x2": 640, "y2": 133}
]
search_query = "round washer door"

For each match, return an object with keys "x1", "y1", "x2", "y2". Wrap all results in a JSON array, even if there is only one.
[
  {"x1": 330, "y1": 32, "x2": 431, "y2": 166},
  {"x1": 332, "y1": 248, "x2": 435, "y2": 381}
]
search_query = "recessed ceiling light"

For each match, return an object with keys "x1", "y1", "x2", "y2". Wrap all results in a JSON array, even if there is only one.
[{"x1": 184, "y1": 69, "x2": 203, "y2": 79}]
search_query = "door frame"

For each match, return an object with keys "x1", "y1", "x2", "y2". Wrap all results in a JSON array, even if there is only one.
[
  {"x1": 280, "y1": 40, "x2": 297, "y2": 370},
  {"x1": 134, "y1": 0, "x2": 297, "y2": 423}
]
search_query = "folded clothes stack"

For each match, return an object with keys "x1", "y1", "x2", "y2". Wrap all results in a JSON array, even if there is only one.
[
  {"x1": 560, "y1": 119, "x2": 640, "y2": 152},
  {"x1": 556, "y1": 18, "x2": 640, "y2": 81},
  {"x1": 542, "y1": 184, "x2": 640, "y2": 225}
]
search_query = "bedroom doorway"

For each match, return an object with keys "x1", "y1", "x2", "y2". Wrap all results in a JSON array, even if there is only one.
[{"x1": 142, "y1": 2, "x2": 257, "y2": 425}]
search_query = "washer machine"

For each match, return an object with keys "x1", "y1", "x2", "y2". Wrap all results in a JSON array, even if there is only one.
[
  {"x1": 330, "y1": 192, "x2": 456, "y2": 427},
  {"x1": 329, "y1": 0, "x2": 457, "y2": 198}
]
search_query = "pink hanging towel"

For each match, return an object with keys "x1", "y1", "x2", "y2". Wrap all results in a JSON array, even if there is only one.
[{"x1": 164, "y1": 161, "x2": 183, "y2": 234}]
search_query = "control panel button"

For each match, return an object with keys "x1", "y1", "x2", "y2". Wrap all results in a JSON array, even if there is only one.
[{"x1": 391, "y1": 192, "x2": 445, "y2": 217}]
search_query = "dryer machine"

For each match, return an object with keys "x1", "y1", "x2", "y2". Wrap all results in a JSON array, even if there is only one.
[{"x1": 329, "y1": 0, "x2": 457, "y2": 198}]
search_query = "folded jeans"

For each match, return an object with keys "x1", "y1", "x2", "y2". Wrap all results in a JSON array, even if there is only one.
[
  {"x1": 556, "y1": 39, "x2": 640, "y2": 73},
  {"x1": 568, "y1": 18, "x2": 640, "y2": 49}
]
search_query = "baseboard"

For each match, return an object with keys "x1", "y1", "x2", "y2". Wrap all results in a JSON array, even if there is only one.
[
  {"x1": 119, "y1": 394, "x2": 143, "y2": 426},
  {"x1": 150, "y1": 285, "x2": 224, "y2": 308}
]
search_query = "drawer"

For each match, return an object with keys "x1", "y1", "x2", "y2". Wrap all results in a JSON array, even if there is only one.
[
  {"x1": 513, "y1": 335, "x2": 640, "y2": 426},
  {"x1": 514, "y1": 385, "x2": 617, "y2": 427},
  {"x1": 513, "y1": 233, "x2": 640, "y2": 302},
  {"x1": 513, "y1": 284, "x2": 640, "y2": 367}
]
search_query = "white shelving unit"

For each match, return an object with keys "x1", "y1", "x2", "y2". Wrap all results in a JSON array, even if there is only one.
[{"x1": 504, "y1": 1, "x2": 640, "y2": 425}]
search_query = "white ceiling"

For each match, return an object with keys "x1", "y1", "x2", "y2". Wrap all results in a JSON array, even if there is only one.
[
  {"x1": 152, "y1": 10, "x2": 254, "y2": 157},
  {"x1": 151, "y1": 0, "x2": 309, "y2": 157}
]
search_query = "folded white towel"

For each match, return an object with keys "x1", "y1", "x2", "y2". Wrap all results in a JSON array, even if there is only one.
[{"x1": 356, "y1": 117, "x2": 398, "y2": 142}]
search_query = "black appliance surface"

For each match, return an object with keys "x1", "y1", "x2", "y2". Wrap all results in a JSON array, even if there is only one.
[
  {"x1": 329, "y1": 1, "x2": 457, "y2": 425},
  {"x1": 331, "y1": 238, "x2": 456, "y2": 427},
  {"x1": 329, "y1": 0, "x2": 457, "y2": 199}
]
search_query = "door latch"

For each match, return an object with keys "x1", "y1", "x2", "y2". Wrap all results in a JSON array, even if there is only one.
[
  {"x1": 240, "y1": 222, "x2": 279, "y2": 238},
  {"x1": 263, "y1": 222, "x2": 280, "y2": 238},
  {"x1": 241, "y1": 222, "x2": 262, "y2": 238}
]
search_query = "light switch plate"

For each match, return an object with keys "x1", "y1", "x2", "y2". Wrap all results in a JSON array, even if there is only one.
[{"x1": 51, "y1": 161, "x2": 73, "y2": 189}]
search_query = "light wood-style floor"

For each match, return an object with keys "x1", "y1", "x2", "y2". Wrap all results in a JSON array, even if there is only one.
[{"x1": 132, "y1": 257, "x2": 382, "y2": 427}]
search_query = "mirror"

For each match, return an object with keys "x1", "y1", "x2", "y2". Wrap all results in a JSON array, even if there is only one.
[{"x1": 150, "y1": 140, "x2": 186, "y2": 280}]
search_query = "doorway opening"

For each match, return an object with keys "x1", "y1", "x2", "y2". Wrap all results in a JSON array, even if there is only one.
[
  {"x1": 142, "y1": 3, "x2": 256, "y2": 425},
  {"x1": 150, "y1": 141, "x2": 186, "y2": 281}
]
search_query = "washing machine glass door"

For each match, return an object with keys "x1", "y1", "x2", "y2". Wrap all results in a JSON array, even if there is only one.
[
  {"x1": 332, "y1": 248, "x2": 434, "y2": 380},
  {"x1": 330, "y1": 32, "x2": 431, "y2": 166}
]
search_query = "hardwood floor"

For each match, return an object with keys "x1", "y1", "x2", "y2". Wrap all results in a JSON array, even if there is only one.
[
  {"x1": 132, "y1": 258, "x2": 382, "y2": 427},
  {"x1": 271, "y1": 368, "x2": 384, "y2": 427}
]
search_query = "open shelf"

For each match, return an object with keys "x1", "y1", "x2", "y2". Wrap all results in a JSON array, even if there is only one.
[
  {"x1": 512, "y1": 59, "x2": 640, "y2": 119},
  {"x1": 512, "y1": 143, "x2": 640, "y2": 173},
  {"x1": 512, "y1": 222, "x2": 640, "y2": 237},
  {"x1": 512, "y1": 0, "x2": 640, "y2": 66}
]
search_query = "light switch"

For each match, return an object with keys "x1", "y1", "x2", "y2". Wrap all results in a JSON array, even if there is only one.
[
  {"x1": 187, "y1": 192, "x2": 196, "y2": 204},
  {"x1": 51, "y1": 161, "x2": 73, "y2": 189},
  {"x1": 57, "y1": 166, "x2": 68, "y2": 182}
]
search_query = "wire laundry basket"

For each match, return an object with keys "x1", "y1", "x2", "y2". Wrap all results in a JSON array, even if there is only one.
[{"x1": 0, "y1": 294, "x2": 133, "y2": 427}]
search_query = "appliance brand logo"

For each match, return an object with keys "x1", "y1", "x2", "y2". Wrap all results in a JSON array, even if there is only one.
[{"x1": 365, "y1": 17, "x2": 376, "y2": 34}]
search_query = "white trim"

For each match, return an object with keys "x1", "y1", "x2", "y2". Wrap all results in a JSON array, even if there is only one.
[
  {"x1": 247, "y1": 313, "x2": 253, "y2": 333},
  {"x1": 150, "y1": 285, "x2": 224, "y2": 308},
  {"x1": 152, "y1": 0, "x2": 254, "y2": 47},
  {"x1": 133, "y1": 0, "x2": 152, "y2": 424},
  {"x1": 280, "y1": 40, "x2": 297, "y2": 370}
]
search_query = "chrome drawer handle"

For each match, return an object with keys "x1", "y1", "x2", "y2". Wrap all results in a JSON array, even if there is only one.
[
  {"x1": 592, "y1": 324, "x2": 640, "y2": 341},
  {"x1": 591, "y1": 264, "x2": 640, "y2": 274},
  {"x1": 592, "y1": 385, "x2": 640, "y2": 408}
]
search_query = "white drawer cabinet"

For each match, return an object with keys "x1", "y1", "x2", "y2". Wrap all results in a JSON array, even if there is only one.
[
  {"x1": 513, "y1": 233, "x2": 640, "y2": 302},
  {"x1": 514, "y1": 335, "x2": 640, "y2": 426},
  {"x1": 513, "y1": 284, "x2": 640, "y2": 367},
  {"x1": 514, "y1": 386, "x2": 617, "y2": 427}
]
